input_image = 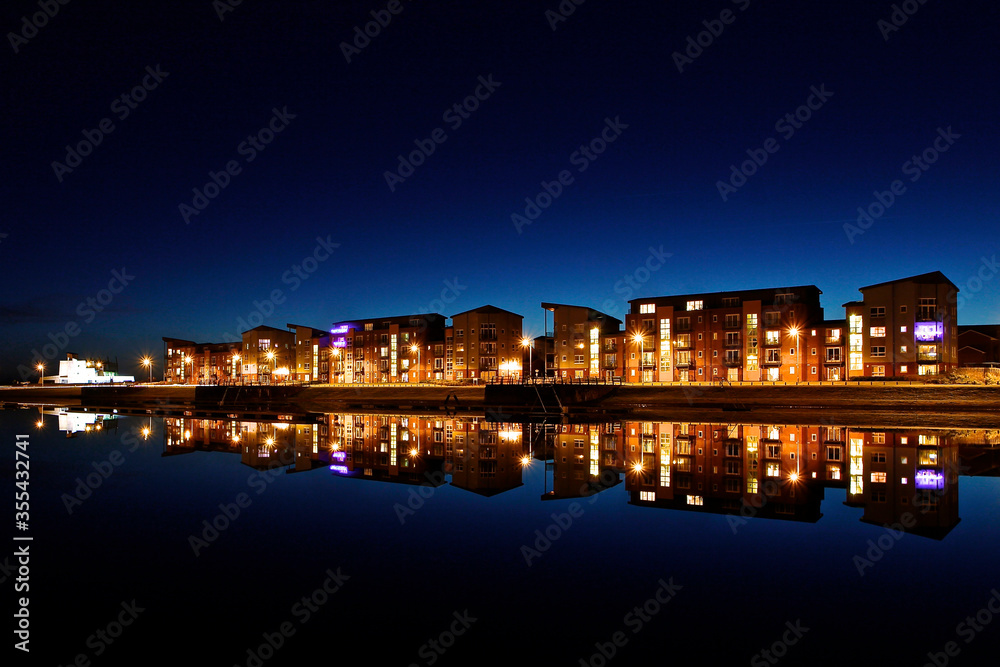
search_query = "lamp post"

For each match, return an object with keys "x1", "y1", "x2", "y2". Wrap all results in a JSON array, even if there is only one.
[
  {"x1": 141, "y1": 356, "x2": 152, "y2": 383},
  {"x1": 521, "y1": 337, "x2": 532, "y2": 383},
  {"x1": 331, "y1": 347, "x2": 340, "y2": 385},
  {"x1": 232, "y1": 353, "x2": 241, "y2": 385},
  {"x1": 410, "y1": 344, "x2": 420, "y2": 384},
  {"x1": 183, "y1": 356, "x2": 192, "y2": 384},
  {"x1": 788, "y1": 326, "x2": 800, "y2": 383},
  {"x1": 266, "y1": 349, "x2": 276, "y2": 385},
  {"x1": 37, "y1": 362, "x2": 45, "y2": 386},
  {"x1": 632, "y1": 332, "x2": 645, "y2": 384}
]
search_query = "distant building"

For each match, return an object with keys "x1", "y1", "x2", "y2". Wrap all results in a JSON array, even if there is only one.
[
  {"x1": 162, "y1": 338, "x2": 240, "y2": 384},
  {"x1": 844, "y1": 271, "x2": 958, "y2": 378},
  {"x1": 55, "y1": 354, "x2": 135, "y2": 384},
  {"x1": 958, "y1": 325, "x2": 1000, "y2": 366}
]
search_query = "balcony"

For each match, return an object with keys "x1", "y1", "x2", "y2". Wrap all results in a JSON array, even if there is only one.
[
  {"x1": 603, "y1": 360, "x2": 619, "y2": 370},
  {"x1": 603, "y1": 342, "x2": 618, "y2": 352},
  {"x1": 723, "y1": 356, "x2": 742, "y2": 367},
  {"x1": 674, "y1": 359, "x2": 692, "y2": 368},
  {"x1": 724, "y1": 337, "x2": 741, "y2": 348},
  {"x1": 917, "y1": 352, "x2": 939, "y2": 362},
  {"x1": 761, "y1": 356, "x2": 782, "y2": 366},
  {"x1": 824, "y1": 355, "x2": 842, "y2": 365},
  {"x1": 675, "y1": 339, "x2": 693, "y2": 349}
]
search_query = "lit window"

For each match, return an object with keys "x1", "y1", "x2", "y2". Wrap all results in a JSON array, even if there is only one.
[
  {"x1": 870, "y1": 327, "x2": 886, "y2": 338},
  {"x1": 900, "y1": 365, "x2": 908, "y2": 373},
  {"x1": 686, "y1": 300, "x2": 703, "y2": 311},
  {"x1": 640, "y1": 491, "x2": 655, "y2": 501},
  {"x1": 900, "y1": 346, "x2": 908, "y2": 353},
  {"x1": 900, "y1": 326, "x2": 907, "y2": 333},
  {"x1": 686, "y1": 495, "x2": 704, "y2": 506},
  {"x1": 640, "y1": 304, "x2": 655, "y2": 314},
  {"x1": 871, "y1": 471, "x2": 887, "y2": 483}
]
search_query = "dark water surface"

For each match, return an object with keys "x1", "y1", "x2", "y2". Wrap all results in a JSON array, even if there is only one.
[{"x1": 5, "y1": 408, "x2": 1000, "y2": 666}]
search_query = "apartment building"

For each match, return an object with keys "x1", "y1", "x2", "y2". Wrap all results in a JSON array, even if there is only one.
[
  {"x1": 162, "y1": 337, "x2": 241, "y2": 384},
  {"x1": 449, "y1": 305, "x2": 524, "y2": 382},
  {"x1": 240, "y1": 325, "x2": 295, "y2": 382},
  {"x1": 541, "y1": 302, "x2": 623, "y2": 380},
  {"x1": 287, "y1": 323, "x2": 332, "y2": 383},
  {"x1": 331, "y1": 313, "x2": 447, "y2": 384},
  {"x1": 624, "y1": 285, "x2": 826, "y2": 383},
  {"x1": 843, "y1": 271, "x2": 958, "y2": 378}
]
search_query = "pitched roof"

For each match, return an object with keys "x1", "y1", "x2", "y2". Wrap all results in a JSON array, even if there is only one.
[
  {"x1": 859, "y1": 271, "x2": 957, "y2": 291},
  {"x1": 451, "y1": 304, "x2": 523, "y2": 318}
]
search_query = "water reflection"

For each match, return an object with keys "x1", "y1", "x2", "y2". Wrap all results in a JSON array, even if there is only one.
[{"x1": 38, "y1": 406, "x2": 997, "y2": 540}]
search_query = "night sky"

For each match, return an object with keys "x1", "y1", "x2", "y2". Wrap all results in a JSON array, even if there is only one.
[{"x1": 2, "y1": 0, "x2": 998, "y2": 382}]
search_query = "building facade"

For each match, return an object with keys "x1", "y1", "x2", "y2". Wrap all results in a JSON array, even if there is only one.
[
  {"x1": 162, "y1": 337, "x2": 241, "y2": 384},
  {"x1": 240, "y1": 325, "x2": 295, "y2": 383},
  {"x1": 541, "y1": 303, "x2": 623, "y2": 380},
  {"x1": 331, "y1": 313, "x2": 447, "y2": 384},
  {"x1": 449, "y1": 305, "x2": 525, "y2": 382},
  {"x1": 623, "y1": 285, "x2": 826, "y2": 383},
  {"x1": 843, "y1": 272, "x2": 958, "y2": 378}
]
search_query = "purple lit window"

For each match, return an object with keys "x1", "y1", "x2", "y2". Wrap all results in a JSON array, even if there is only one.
[
  {"x1": 914, "y1": 322, "x2": 943, "y2": 342},
  {"x1": 915, "y1": 469, "x2": 945, "y2": 490}
]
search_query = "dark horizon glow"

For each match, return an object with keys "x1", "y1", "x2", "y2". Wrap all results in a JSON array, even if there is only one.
[{"x1": 2, "y1": 0, "x2": 998, "y2": 381}]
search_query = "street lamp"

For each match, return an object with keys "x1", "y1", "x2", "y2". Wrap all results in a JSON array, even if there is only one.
[
  {"x1": 521, "y1": 337, "x2": 532, "y2": 382},
  {"x1": 37, "y1": 362, "x2": 44, "y2": 386},
  {"x1": 788, "y1": 326, "x2": 801, "y2": 383},
  {"x1": 266, "y1": 349, "x2": 276, "y2": 384},
  {"x1": 183, "y1": 356, "x2": 192, "y2": 384},
  {"x1": 141, "y1": 356, "x2": 152, "y2": 383},
  {"x1": 410, "y1": 344, "x2": 420, "y2": 384},
  {"x1": 232, "y1": 353, "x2": 241, "y2": 384},
  {"x1": 632, "y1": 332, "x2": 646, "y2": 383},
  {"x1": 331, "y1": 347, "x2": 340, "y2": 384}
]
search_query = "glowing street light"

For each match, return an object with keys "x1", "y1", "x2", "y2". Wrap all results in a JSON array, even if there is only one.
[
  {"x1": 232, "y1": 353, "x2": 241, "y2": 384},
  {"x1": 409, "y1": 447, "x2": 419, "y2": 457},
  {"x1": 521, "y1": 337, "x2": 532, "y2": 381},
  {"x1": 36, "y1": 362, "x2": 44, "y2": 386},
  {"x1": 632, "y1": 460, "x2": 645, "y2": 473},
  {"x1": 410, "y1": 344, "x2": 421, "y2": 384},
  {"x1": 141, "y1": 356, "x2": 152, "y2": 383},
  {"x1": 265, "y1": 349, "x2": 276, "y2": 384},
  {"x1": 787, "y1": 326, "x2": 801, "y2": 383},
  {"x1": 520, "y1": 455, "x2": 532, "y2": 467},
  {"x1": 632, "y1": 332, "x2": 646, "y2": 383}
]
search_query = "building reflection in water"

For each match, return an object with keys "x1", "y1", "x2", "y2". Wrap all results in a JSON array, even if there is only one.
[{"x1": 147, "y1": 410, "x2": 992, "y2": 539}]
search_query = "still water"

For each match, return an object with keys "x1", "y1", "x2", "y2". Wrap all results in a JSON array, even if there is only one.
[{"x1": 5, "y1": 407, "x2": 1000, "y2": 666}]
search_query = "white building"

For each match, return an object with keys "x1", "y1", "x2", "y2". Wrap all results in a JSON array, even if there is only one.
[{"x1": 55, "y1": 356, "x2": 134, "y2": 384}]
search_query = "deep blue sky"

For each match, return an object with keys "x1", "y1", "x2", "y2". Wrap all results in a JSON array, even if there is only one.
[{"x1": 2, "y1": 0, "x2": 998, "y2": 381}]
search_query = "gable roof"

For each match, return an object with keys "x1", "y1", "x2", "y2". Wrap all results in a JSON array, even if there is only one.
[{"x1": 859, "y1": 271, "x2": 957, "y2": 291}]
